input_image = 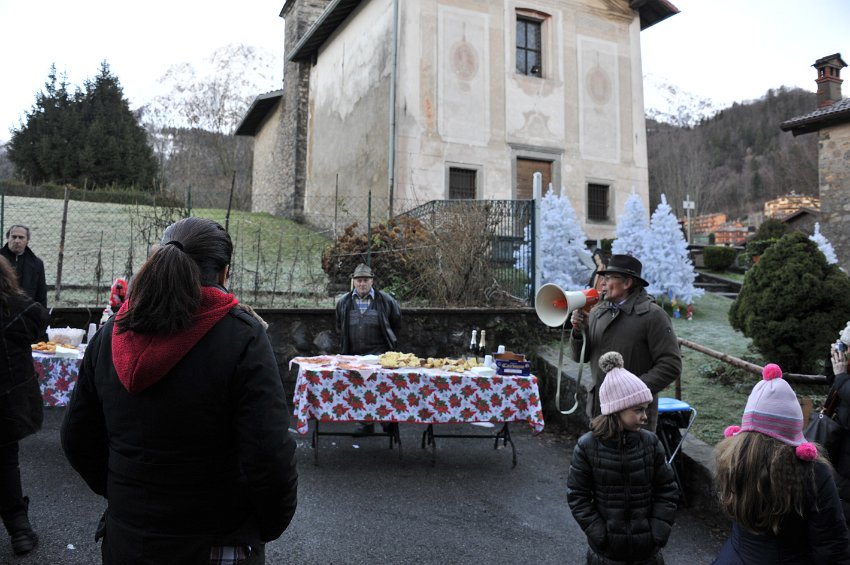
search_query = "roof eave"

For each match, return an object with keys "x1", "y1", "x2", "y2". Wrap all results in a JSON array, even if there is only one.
[{"x1": 235, "y1": 90, "x2": 284, "y2": 137}]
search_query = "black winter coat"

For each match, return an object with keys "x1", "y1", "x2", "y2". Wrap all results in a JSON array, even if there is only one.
[
  {"x1": 568, "y1": 429, "x2": 679, "y2": 564},
  {"x1": 0, "y1": 295, "x2": 49, "y2": 446},
  {"x1": 712, "y1": 459, "x2": 850, "y2": 564},
  {"x1": 826, "y1": 364, "x2": 850, "y2": 525},
  {"x1": 335, "y1": 289, "x2": 401, "y2": 354},
  {"x1": 0, "y1": 245, "x2": 47, "y2": 307},
  {"x1": 61, "y1": 306, "x2": 298, "y2": 565}
]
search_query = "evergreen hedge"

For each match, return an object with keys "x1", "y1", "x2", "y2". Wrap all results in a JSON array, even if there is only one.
[
  {"x1": 729, "y1": 232, "x2": 850, "y2": 373},
  {"x1": 0, "y1": 180, "x2": 183, "y2": 208},
  {"x1": 703, "y1": 246, "x2": 737, "y2": 271}
]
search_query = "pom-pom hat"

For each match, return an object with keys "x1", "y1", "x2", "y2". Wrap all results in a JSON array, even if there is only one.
[
  {"x1": 598, "y1": 351, "x2": 652, "y2": 415},
  {"x1": 724, "y1": 363, "x2": 817, "y2": 461}
]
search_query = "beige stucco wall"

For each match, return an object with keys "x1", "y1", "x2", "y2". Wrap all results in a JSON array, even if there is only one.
[
  {"x1": 251, "y1": 100, "x2": 286, "y2": 215},
  {"x1": 818, "y1": 121, "x2": 850, "y2": 270},
  {"x1": 303, "y1": 0, "x2": 394, "y2": 228},
  {"x1": 393, "y1": 0, "x2": 650, "y2": 241}
]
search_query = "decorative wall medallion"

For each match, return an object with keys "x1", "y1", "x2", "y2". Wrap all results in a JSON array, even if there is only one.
[
  {"x1": 586, "y1": 65, "x2": 612, "y2": 104},
  {"x1": 451, "y1": 41, "x2": 478, "y2": 81}
]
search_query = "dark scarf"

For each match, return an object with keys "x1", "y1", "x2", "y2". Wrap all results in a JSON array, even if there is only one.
[{"x1": 112, "y1": 287, "x2": 238, "y2": 393}]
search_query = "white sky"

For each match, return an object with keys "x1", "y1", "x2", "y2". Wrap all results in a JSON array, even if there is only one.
[
  {"x1": 0, "y1": 0, "x2": 285, "y2": 143},
  {"x1": 1, "y1": 0, "x2": 849, "y2": 143},
  {"x1": 641, "y1": 0, "x2": 850, "y2": 108}
]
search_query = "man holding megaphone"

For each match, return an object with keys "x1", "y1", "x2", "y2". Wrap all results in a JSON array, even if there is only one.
[{"x1": 569, "y1": 255, "x2": 681, "y2": 432}]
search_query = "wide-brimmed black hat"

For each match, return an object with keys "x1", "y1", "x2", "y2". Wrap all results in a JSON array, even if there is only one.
[{"x1": 597, "y1": 254, "x2": 648, "y2": 287}]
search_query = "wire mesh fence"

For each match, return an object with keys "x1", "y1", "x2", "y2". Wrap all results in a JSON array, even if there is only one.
[
  {"x1": 0, "y1": 191, "x2": 333, "y2": 308},
  {"x1": 0, "y1": 186, "x2": 536, "y2": 308}
]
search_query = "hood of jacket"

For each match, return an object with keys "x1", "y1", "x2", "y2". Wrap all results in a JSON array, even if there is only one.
[{"x1": 112, "y1": 286, "x2": 238, "y2": 393}]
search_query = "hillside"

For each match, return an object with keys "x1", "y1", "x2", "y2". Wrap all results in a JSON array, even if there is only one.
[{"x1": 647, "y1": 86, "x2": 819, "y2": 221}]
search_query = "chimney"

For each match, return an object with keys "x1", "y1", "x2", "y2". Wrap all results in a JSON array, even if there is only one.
[{"x1": 813, "y1": 53, "x2": 848, "y2": 108}]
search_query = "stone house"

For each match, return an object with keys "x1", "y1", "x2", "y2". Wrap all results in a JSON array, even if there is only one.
[
  {"x1": 781, "y1": 53, "x2": 850, "y2": 270},
  {"x1": 238, "y1": 0, "x2": 678, "y2": 241}
]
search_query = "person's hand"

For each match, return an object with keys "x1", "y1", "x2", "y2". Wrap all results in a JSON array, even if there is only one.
[
  {"x1": 833, "y1": 347, "x2": 848, "y2": 376},
  {"x1": 571, "y1": 309, "x2": 587, "y2": 331}
]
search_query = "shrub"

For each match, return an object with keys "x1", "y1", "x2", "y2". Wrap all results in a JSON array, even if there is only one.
[
  {"x1": 703, "y1": 246, "x2": 737, "y2": 271},
  {"x1": 321, "y1": 216, "x2": 432, "y2": 299},
  {"x1": 728, "y1": 232, "x2": 850, "y2": 373},
  {"x1": 752, "y1": 217, "x2": 788, "y2": 241}
]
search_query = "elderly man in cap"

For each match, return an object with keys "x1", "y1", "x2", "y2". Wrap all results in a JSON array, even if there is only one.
[
  {"x1": 335, "y1": 263, "x2": 402, "y2": 433},
  {"x1": 569, "y1": 254, "x2": 681, "y2": 431}
]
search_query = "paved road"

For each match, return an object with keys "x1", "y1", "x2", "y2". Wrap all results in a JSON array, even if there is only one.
[{"x1": 3, "y1": 408, "x2": 725, "y2": 564}]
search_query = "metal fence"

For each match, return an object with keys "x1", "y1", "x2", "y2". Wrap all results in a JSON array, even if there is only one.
[
  {"x1": 0, "y1": 189, "x2": 333, "y2": 309},
  {"x1": 402, "y1": 199, "x2": 535, "y2": 302}
]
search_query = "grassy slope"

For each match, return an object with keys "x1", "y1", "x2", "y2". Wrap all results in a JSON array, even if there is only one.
[
  {"x1": 668, "y1": 293, "x2": 827, "y2": 445},
  {"x1": 668, "y1": 294, "x2": 755, "y2": 445}
]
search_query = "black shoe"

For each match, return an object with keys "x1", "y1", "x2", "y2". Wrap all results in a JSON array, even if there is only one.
[
  {"x1": 11, "y1": 530, "x2": 37, "y2": 555},
  {"x1": 355, "y1": 423, "x2": 375, "y2": 435}
]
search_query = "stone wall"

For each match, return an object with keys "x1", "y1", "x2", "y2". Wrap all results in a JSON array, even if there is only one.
[
  {"x1": 51, "y1": 307, "x2": 550, "y2": 404},
  {"x1": 818, "y1": 122, "x2": 850, "y2": 270},
  {"x1": 277, "y1": 0, "x2": 332, "y2": 220}
]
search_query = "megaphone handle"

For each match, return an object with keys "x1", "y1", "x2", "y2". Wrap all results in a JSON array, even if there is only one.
[{"x1": 554, "y1": 324, "x2": 585, "y2": 415}]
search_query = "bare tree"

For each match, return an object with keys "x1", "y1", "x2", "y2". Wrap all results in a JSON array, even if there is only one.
[{"x1": 140, "y1": 44, "x2": 280, "y2": 209}]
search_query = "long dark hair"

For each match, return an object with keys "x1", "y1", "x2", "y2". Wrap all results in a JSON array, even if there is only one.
[
  {"x1": 0, "y1": 256, "x2": 26, "y2": 314},
  {"x1": 116, "y1": 217, "x2": 232, "y2": 334},
  {"x1": 714, "y1": 432, "x2": 828, "y2": 535}
]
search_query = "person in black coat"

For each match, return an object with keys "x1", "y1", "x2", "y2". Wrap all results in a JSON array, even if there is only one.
[
  {"x1": 61, "y1": 217, "x2": 298, "y2": 565},
  {"x1": 0, "y1": 225, "x2": 47, "y2": 308},
  {"x1": 568, "y1": 352, "x2": 679, "y2": 565},
  {"x1": 0, "y1": 256, "x2": 49, "y2": 556},
  {"x1": 713, "y1": 363, "x2": 850, "y2": 564},
  {"x1": 827, "y1": 326, "x2": 850, "y2": 527},
  {"x1": 334, "y1": 262, "x2": 401, "y2": 356}
]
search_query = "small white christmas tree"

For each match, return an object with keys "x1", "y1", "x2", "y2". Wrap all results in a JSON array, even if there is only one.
[
  {"x1": 529, "y1": 186, "x2": 593, "y2": 290},
  {"x1": 611, "y1": 189, "x2": 649, "y2": 260},
  {"x1": 810, "y1": 222, "x2": 838, "y2": 264},
  {"x1": 642, "y1": 194, "x2": 704, "y2": 304}
]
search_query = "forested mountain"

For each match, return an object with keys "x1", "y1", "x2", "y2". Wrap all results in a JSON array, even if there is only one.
[{"x1": 647, "y1": 86, "x2": 819, "y2": 221}]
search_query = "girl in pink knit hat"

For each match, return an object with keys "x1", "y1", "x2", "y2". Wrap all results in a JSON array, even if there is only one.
[
  {"x1": 712, "y1": 363, "x2": 850, "y2": 564},
  {"x1": 568, "y1": 351, "x2": 679, "y2": 565}
]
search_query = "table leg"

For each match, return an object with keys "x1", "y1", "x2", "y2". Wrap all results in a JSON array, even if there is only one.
[
  {"x1": 312, "y1": 421, "x2": 320, "y2": 465},
  {"x1": 494, "y1": 423, "x2": 516, "y2": 468},
  {"x1": 420, "y1": 424, "x2": 436, "y2": 466}
]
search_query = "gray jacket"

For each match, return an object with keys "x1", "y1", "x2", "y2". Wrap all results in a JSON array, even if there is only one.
[{"x1": 570, "y1": 288, "x2": 681, "y2": 431}]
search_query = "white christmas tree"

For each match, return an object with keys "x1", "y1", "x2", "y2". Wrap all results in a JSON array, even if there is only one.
[
  {"x1": 514, "y1": 186, "x2": 592, "y2": 290},
  {"x1": 611, "y1": 189, "x2": 649, "y2": 260},
  {"x1": 642, "y1": 194, "x2": 704, "y2": 304},
  {"x1": 810, "y1": 222, "x2": 838, "y2": 264}
]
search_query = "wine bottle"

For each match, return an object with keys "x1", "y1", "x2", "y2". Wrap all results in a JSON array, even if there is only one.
[
  {"x1": 477, "y1": 330, "x2": 487, "y2": 358},
  {"x1": 468, "y1": 329, "x2": 478, "y2": 360}
]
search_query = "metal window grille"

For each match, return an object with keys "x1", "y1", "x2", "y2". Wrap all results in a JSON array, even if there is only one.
[
  {"x1": 516, "y1": 18, "x2": 542, "y2": 77},
  {"x1": 587, "y1": 183, "x2": 609, "y2": 221},
  {"x1": 449, "y1": 168, "x2": 477, "y2": 199}
]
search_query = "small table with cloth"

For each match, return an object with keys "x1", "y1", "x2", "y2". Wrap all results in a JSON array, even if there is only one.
[
  {"x1": 32, "y1": 350, "x2": 83, "y2": 406},
  {"x1": 291, "y1": 355, "x2": 545, "y2": 466}
]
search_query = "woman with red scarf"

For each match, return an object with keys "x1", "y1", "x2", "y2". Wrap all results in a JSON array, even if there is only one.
[{"x1": 61, "y1": 217, "x2": 298, "y2": 565}]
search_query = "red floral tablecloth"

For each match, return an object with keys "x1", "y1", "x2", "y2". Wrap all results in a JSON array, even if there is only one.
[
  {"x1": 291, "y1": 355, "x2": 545, "y2": 435},
  {"x1": 32, "y1": 352, "x2": 82, "y2": 406}
]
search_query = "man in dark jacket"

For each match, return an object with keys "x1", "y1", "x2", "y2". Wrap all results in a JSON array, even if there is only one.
[
  {"x1": 0, "y1": 225, "x2": 47, "y2": 308},
  {"x1": 335, "y1": 263, "x2": 401, "y2": 434},
  {"x1": 335, "y1": 263, "x2": 401, "y2": 356},
  {"x1": 570, "y1": 255, "x2": 681, "y2": 432}
]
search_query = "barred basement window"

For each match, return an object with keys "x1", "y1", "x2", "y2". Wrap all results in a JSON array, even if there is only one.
[
  {"x1": 516, "y1": 17, "x2": 542, "y2": 77},
  {"x1": 587, "y1": 183, "x2": 610, "y2": 221},
  {"x1": 449, "y1": 167, "x2": 477, "y2": 199}
]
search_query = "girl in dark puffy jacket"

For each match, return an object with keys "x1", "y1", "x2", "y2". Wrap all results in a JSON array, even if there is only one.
[
  {"x1": 568, "y1": 351, "x2": 679, "y2": 565},
  {"x1": 712, "y1": 363, "x2": 850, "y2": 564}
]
